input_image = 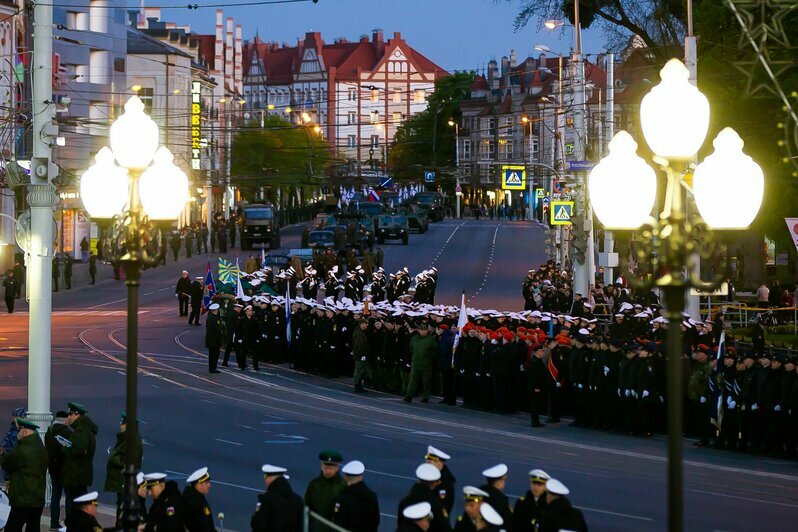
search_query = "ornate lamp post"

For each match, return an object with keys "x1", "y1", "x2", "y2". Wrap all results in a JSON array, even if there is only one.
[
  {"x1": 80, "y1": 96, "x2": 188, "y2": 532},
  {"x1": 588, "y1": 59, "x2": 764, "y2": 532}
]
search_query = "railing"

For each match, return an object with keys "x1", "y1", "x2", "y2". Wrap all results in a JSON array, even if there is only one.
[{"x1": 303, "y1": 507, "x2": 349, "y2": 532}]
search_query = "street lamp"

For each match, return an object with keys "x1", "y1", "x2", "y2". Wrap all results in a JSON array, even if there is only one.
[
  {"x1": 447, "y1": 119, "x2": 461, "y2": 219},
  {"x1": 588, "y1": 58, "x2": 764, "y2": 532},
  {"x1": 79, "y1": 95, "x2": 188, "y2": 532}
]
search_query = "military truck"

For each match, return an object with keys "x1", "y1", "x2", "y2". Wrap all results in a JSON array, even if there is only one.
[
  {"x1": 411, "y1": 191, "x2": 445, "y2": 222},
  {"x1": 240, "y1": 203, "x2": 280, "y2": 250}
]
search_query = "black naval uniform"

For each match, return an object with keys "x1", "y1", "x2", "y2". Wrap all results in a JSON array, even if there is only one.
[
  {"x1": 65, "y1": 507, "x2": 103, "y2": 532},
  {"x1": 251, "y1": 476, "x2": 303, "y2": 532},
  {"x1": 478, "y1": 484, "x2": 511, "y2": 529},
  {"x1": 331, "y1": 480, "x2": 380, "y2": 532},
  {"x1": 397, "y1": 483, "x2": 451, "y2": 532},
  {"x1": 146, "y1": 481, "x2": 186, "y2": 532},
  {"x1": 513, "y1": 491, "x2": 548, "y2": 532},
  {"x1": 437, "y1": 466, "x2": 456, "y2": 519},
  {"x1": 206, "y1": 311, "x2": 223, "y2": 372},
  {"x1": 182, "y1": 485, "x2": 216, "y2": 532}
]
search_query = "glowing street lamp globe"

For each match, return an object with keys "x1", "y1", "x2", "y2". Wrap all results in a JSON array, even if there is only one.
[
  {"x1": 80, "y1": 147, "x2": 129, "y2": 219},
  {"x1": 138, "y1": 147, "x2": 188, "y2": 220},
  {"x1": 110, "y1": 96, "x2": 159, "y2": 170}
]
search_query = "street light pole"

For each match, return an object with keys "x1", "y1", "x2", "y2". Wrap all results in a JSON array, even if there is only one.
[{"x1": 27, "y1": 0, "x2": 57, "y2": 431}]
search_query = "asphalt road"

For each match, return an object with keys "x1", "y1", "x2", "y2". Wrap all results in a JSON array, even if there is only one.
[{"x1": 1, "y1": 219, "x2": 797, "y2": 531}]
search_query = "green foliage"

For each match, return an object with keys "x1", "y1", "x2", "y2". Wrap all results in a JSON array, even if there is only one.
[
  {"x1": 230, "y1": 115, "x2": 329, "y2": 190},
  {"x1": 388, "y1": 71, "x2": 475, "y2": 180}
]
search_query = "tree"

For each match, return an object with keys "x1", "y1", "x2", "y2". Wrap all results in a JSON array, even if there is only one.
[
  {"x1": 230, "y1": 115, "x2": 329, "y2": 195},
  {"x1": 388, "y1": 71, "x2": 475, "y2": 180},
  {"x1": 504, "y1": 0, "x2": 686, "y2": 59}
]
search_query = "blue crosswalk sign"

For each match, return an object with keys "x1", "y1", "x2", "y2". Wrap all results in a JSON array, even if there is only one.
[
  {"x1": 424, "y1": 171, "x2": 435, "y2": 183},
  {"x1": 501, "y1": 165, "x2": 526, "y2": 190}
]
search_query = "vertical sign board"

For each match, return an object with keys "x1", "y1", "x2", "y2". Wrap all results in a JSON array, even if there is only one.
[
  {"x1": 191, "y1": 81, "x2": 202, "y2": 171},
  {"x1": 550, "y1": 201, "x2": 574, "y2": 225},
  {"x1": 501, "y1": 165, "x2": 526, "y2": 190}
]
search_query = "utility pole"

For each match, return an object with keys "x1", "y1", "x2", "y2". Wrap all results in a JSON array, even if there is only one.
[
  {"x1": 685, "y1": 0, "x2": 701, "y2": 319},
  {"x1": 571, "y1": 0, "x2": 594, "y2": 297},
  {"x1": 28, "y1": 0, "x2": 57, "y2": 429},
  {"x1": 603, "y1": 53, "x2": 616, "y2": 286}
]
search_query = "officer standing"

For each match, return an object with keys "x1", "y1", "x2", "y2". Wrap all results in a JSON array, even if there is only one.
[
  {"x1": 175, "y1": 271, "x2": 192, "y2": 317},
  {"x1": 513, "y1": 469, "x2": 550, "y2": 532},
  {"x1": 404, "y1": 324, "x2": 438, "y2": 404},
  {"x1": 479, "y1": 464, "x2": 511, "y2": 527},
  {"x1": 424, "y1": 446, "x2": 455, "y2": 519},
  {"x1": 331, "y1": 460, "x2": 380, "y2": 532},
  {"x1": 64, "y1": 254, "x2": 73, "y2": 289},
  {"x1": 104, "y1": 412, "x2": 143, "y2": 527},
  {"x1": 65, "y1": 491, "x2": 103, "y2": 532},
  {"x1": 399, "y1": 502, "x2": 434, "y2": 532},
  {"x1": 304, "y1": 450, "x2": 347, "y2": 531},
  {"x1": 182, "y1": 467, "x2": 216, "y2": 532},
  {"x1": 251, "y1": 465, "x2": 303, "y2": 532},
  {"x1": 397, "y1": 463, "x2": 451, "y2": 532},
  {"x1": 0, "y1": 417, "x2": 48, "y2": 532},
  {"x1": 3, "y1": 269, "x2": 18, "y2": 313},
  {"x1": 45, "y1": 411, "x2": 72, "y2": 529},
  {"x1": 528, "y1": 343, "x2": 547, "y2": 427},
  {"x1": 144, "y1": 473, "x2": 186, "y2": 532},
  {"x1": 205, "y1": 303, "x2": 223, "y2": 373},
  {"x1": 188, "y1": 276, "x2": 204, "y2": 326},
  {"x1": 223, "y1": 303, "x2": 243, "y2": 367},
  {"x1": 537, "y1": 479, "x2": 586, "y2": 532},
  {"x1": 453, "y1": 486, "x2": 488, "y2": 532},
  {"x1": 60, "y1": 402, "x2": 98, "y2": 516}
]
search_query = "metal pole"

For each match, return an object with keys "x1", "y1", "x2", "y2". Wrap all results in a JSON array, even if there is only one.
[
  {"x1": 663, "y1": 284, "x2": 685, "y2": 532},
  {"x1": 685, "y1": 1, "x2": 701, "y2": 319},
  {"x1": 27, "y1": 0, "x2": 57, "y2": 431},
  {"x1": 527, "y1": 122, "x2": 533, "y2": 221},
  {"x1": 454, "y1": 123, "x2": 461, "y2": 219},
  {"x1": 603, "y1": 53, "x2": 615, "y2": 286}
]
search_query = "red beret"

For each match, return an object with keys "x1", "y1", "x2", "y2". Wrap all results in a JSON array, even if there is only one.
[
  {"x1": 488, "y1": 331, "x2": 501, "y2": 341},
  {"x1": 503, "y1": 331, "x2": 514, "y2": 341},
  {"x1": 438, "y1": 324, "x2": 449, "y2": 330},
  {"x1": 557, "y1": 335, "x2": 572, "y2": 346}
]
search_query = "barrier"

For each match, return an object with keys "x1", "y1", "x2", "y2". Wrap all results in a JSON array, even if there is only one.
[{"x1": 303, "y1": 507, "x2": 348, "y2": 532}]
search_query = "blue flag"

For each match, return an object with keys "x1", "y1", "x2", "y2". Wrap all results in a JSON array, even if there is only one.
[
  {"x1": 285, "y1": 283, "x2": 292, "y2": 349},
  {"x1": 202, "y1": 261, "x2": 216, "y2": 313}
]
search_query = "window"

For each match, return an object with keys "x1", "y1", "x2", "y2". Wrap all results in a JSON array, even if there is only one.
[
  {"x1": 348, "y1": 88, "x2": 357, "y2": 101},
  {"x1": 347, "y1": 111, "x2": 356, "y2": 125},
  {"x1": 501, "y1": 116, "x2": 514, "y2": 136},
  {"x1": 413, "y1": 89, "x2": 425, "y2": 103},
  {"x1": 370, "y1": 111, "x2": 379, "y2": 124},
  {"x1": 489, "y1": 118, "x2": 497, "y2": 135},
  {"x1": 89, "y1": 0, "x2": 108, "y2": 33},
  {"x1": 113, "y1": 58, "x2": 125, "y2": 73},
  {"x1": 392, "y1": 89, "x2": 401, "y2": 103},
  {"x1": 371, "y1": 89, "x2": 379, "y2": 102},
  {"x1": 463, "y1": 139, "x2": 471, "y2": 160},
  {"x1": 532, "y1": 138, "x2": 539, "y2": 155},
  {"x1": 370, "y1": 135, "x2": 380, "y2": 147},
  {"x1": 138, "y1": 88, "x2": 154, "y2": 115},
  {"x1": 347, "y1": 135, "x2": 357, "y2": 148},
  {"x1": 392, "y1": 112, "x2": 402, "y2": 124}
]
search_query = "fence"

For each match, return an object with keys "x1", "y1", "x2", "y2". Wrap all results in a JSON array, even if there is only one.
[
  {"x1": 303, "y1": 507, "x2": 349, "y2": 532},
  {"x1": 700, "y1": 300, "x2": 798, "y2": 333}
]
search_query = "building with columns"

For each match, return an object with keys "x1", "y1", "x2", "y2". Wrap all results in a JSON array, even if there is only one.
[{"x1": 242, "y1": 29, "x2": 447, "y2": 171}]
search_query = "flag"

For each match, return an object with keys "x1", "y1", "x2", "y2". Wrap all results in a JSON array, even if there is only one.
[
  {"x1": 337, "y1": 197, "x2": 342, "y2": 210},
  {"x1": 261, "y1": 247, "x2": 266, "y2": 269},
  {"x1": 217, "y1": 257, "x2": 239, "y2": 284},
  {"x1": 368, "y1": 187, "x2": 380, "y2": 202},
  {"x1": 709, "y1": 331, "x2": 726, "y2": 430},
  {"x1": 451, "y1": 290, "x2": 469, "y2": 366},
  {"x1": 202, "y1": 261, "x2": 216, "y2": 313},
  {"x1": 235, "y1": 258, "x2": 245, "y2": 299},
  {"x1": 285, "y1": 282, "x2": 292, "y2": 350},
  {"x1": 390, "y1": 199, "x2": 394, "y2": 210}
]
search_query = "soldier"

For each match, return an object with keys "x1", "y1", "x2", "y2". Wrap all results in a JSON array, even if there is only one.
[
  {"x1": 170, "y1": 232, "x2": 181, "y2": 261},
  {"x1": 201, "y1": 225, "x2": 209, "y2": 254},
  {"x1": 60, "y1": 402, "x2": 98, "y2": 516},
  {"x1": 331, "y1": 460, "x2": 380, "y2": 532},
  {"x1": 104, "y1": 412, "x2": 143, "y2": 527},
  {"x1": 0, "y1": 418, "x2": 47, "y2": 532},
  {"x1": 479, "y1": 464, "x2": 511, "y2": 527},
  {"x1": 453, "y1": 486, "x2": 488, "y2": 532},
  {"x1": 228, "y1": 218, "x2": 237, "y2": 249},
  {"x1": 251, "y1": 465, "x2": 303, "y2": 532},
  {"x1": 352, "y1": 319, "x2": 371, "y2": 393},
  {"x1": 63, "y1": 254, "x2": 73, "y2": 289},
  {"x1": 185, "y1": 229, "x2": 194, "y2": 258},
  {"x1": 397, "y1": 464, "x2": 450, "y2": 532},
  {"x1": 52, "y1": 255, "x2": 60, "y2": 292},
  {"x1": 404, "y1": 324, "x2": 438, "y2": 404},
  {"x1": 88, "y1": 254, "x2": 98, "y2": 285},
  {"x1": 399, "y1": 502, "x2": 434, "y2": 532},
  {"x1": 65, "y1": 491, "x2": 103, "y2": 532},
  {"x1": 144, "y1": 473, "x2": 185, "y2": 532},
  {"x1": 3, "y1": 269, "x2": 18, "y2": 313},
  {"x1": 304, "y1": 450, "x2": 347, "y2": 531},
  {"x1": 537, "y1": 479, "x2": 586, "y2": 532},
  {"x1": 175, "y1": 271, "x2": 192, "y2": 317},
  {"x1": 188, "y1": 276, "x2": 204, "y2": 326},
  {"x1": 45, "y1": 411, "x2": 72, "y2": 529},
  {"x1": 513, "y1": 469, "x2": 550, "y2": 532},
  {"x1": 236, "y1": 305, "x2": 259, "y2": 371},
  {"x1": 547, "y1": 337, "x2": 568, "y2": 423},
  {"x1": 182, "y1": 467, "x2": 216, "y2": 532},
  {"x1": 528, "y1": 344, "x2": 547, "y2": 427},
  {"x1": 206, "y1": 303, "x2": 223, "y2": 373},
  {"x1": 425, "y1": 446, "x2": 455, "y2": 519}
]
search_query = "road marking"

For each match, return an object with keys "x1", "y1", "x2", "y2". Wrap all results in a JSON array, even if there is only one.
[
  {"x1": 215, "y1": 438, "x2": 243, "y2": 446},
  {"x1": 158, "y1": 287, "x2": 170, "y2": 292},
  {"x1": 200, "y1": 399, "x2": 215, "y2": 405},
  {"x1": 362, "y1": 434, "x2": 391, "y2": 441},
  {"x1": 166, "y1": 470, "x2": 261, "y2": 493},
  {"x1": 470, "y1": 223, "x2": 500, "y2": 301},
  {"x1": 429, "y1": 220, "x2": 467, "y2": 268},
  {"x1": 576, "y1": 505, "x2": 653, "y2": 522},
  {"x1": 686, "y1": 488, "x2": 798, "y2": 509},
  {"x1": 260, "y1": 421, "x2": 296, "y2": 425},
  {"x1": 380, "y1": 513, "x2": 397, "y2": 520},
  {"x1": 88, "y1": 297, "x2": 129, "y2": 309}
]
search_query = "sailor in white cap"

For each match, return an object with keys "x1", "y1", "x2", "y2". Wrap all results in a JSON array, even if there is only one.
[
  {"x1": 539, "y1": 479, "x2": 587, "y2": 532},
  {"x1": 183, "y1": 467, "x2": 215, "y2": 532},
  {"x1": 66, "y1": 491, "x2": 102, "y2": 531},
  {"x1": 424, "y1": 446, "x2": 456, "y2": 517},
  {"x1": 400, "y1": 501, "x2": 432, "y2": 531},
  {"x1": 143, "y1": 473, "x2": 185, "y2": 531},
  {"x1": 454, "y1": 486, "x2": 489, "y2": 531},
  {"x1": 252, "y1": 465, "x2": 303, "y2": 531},
  {"x1": 331, "y1": 460, "x2": 380, "y2": 531},
  {"x1": 513, "y1": 469, "x2": 552, "y2": 531},
  {"x1": 206, "y1": 302, "x2": 223, "y2": 373},
  {"x1": 398, "y1": 464, "x2": 450, "y2": 530},
  {"x1": 222, "y1": 300, "x2": 244, "y2": 368},
  {"x1": 479, "y1": 464, "x2": 511, "y2": 526},
  {"x1": 176, "y1": 270, "x2": 192, "y2": 317},
  {"x1": 478, "y1": 502, "x2": 504, "y2": 530}
]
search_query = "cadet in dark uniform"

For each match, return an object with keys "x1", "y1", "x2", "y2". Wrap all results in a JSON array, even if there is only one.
[
  {"x1": 477, "y1": 503, "x2": 505, "y2": 531},
  {"x1": 144, "y1": 473, "x2": 186, "y2": 532},
  {"x1": 425, "y1": 446, "x2": 455, "y2": 519},
  {"x1": 304, "y1": 450, "x2": 347, "y2": 531},
  {"x1": 397, "y1": 464, "x2": 450, "y2": 532},
  {"x1": 205, "y1": 303, "x2": 223, "y2": 373},
  {"x1": 479, "y1": 464, "x2": 511, "y2": 527},
  {"x1": 0, "y1": 417, "x2": 48, "y2": 532},
  {"x1": 513, "y1": 469, "x2": 550, "y2": 532},
  {"x1": 331, "y1": 460, "x2": 380, "y2": 532},
  {"x1": 399, "y1": 502, "x2": 434, "y2": 532},
  {"x1": 188, "y1": 276, "x2": 204, "y2": 325},
  {"x1": 537, "y1": 478, "x2": 586, "y2": 532},
  {"x1": 65, "y1": 491, "x2": 103, "y2": 532},
  {"x1": 182, "y1": 467, "x2": 216, "y2": 532},
  {"x1": 251, "y1": 464, "x2": 303, "y2": 532},
  {"x1": 528, "y1": 343, "x2": 548, "y2": 427},
  {"x1": 175, "y1": 271, "x2": 192, "y2": 317},
  {"x1": 453, "y1": 486, "x2": 489, "y2": 532},
  {"x1": 61, "y1": 402, "x2": 98, "y2": 516},
  {"x1": 104, "y1": 412, "x2": 143, "y2": 527}
]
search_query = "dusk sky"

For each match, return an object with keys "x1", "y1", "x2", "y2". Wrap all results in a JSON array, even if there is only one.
[{"x1": 171, "y1": 0, "x2": 608, "y2": 72}]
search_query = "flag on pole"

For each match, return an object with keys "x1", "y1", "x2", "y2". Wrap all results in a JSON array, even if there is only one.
[
  {"x1": 285, "y1": 282, "x2": 292, "y2": 350},
  {"x1": 709, "y1": 331, "x2": 726, "y2": 430},
  {"x1": 390, "y1": 199, "x2": 394, "y2": 210},
  {"x1": 368, "y1": 187, "x2": 380, "y2": 202},
  {"x1": 451, "y1": 290, "x2": 469, "y2": 367},
  {"x1": 217, "y1": 258, "x2": 239, "y2": 284},
  {"x1": 202, "y1": 260, "x2": 216, "y2": 313},
  {"x1": 235, "y1": 257, "x2": 245, "y2": 299}
]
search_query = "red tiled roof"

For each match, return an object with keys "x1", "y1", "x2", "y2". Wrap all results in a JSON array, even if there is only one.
[{"x1": 471, "y1": 75, "x2": 488, "y2": 91}]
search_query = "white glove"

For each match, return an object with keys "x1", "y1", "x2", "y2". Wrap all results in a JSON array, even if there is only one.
[
  {"x1": 631, "y1": 390, "x2": 638, "y2": 399},
  {"x1": 699, "y1": 396, "x2": 707, "y2": 404},
  {"x1": 728, "y1": 400, "x2": 737, "y2": 410},
  {"x1": 55, "y1": 435, "x2": 72, "y2": 448},
  {"x1": 360, "y1": 356, "x2": 367, "y2": 362},
  {"x1": 577, "y1": 383, "x2": 583, "y2": 390},
  {"x1": 659, "y1": 395, "x2": 665, "y2": 404},
  {"x1": 624, "y1": 389, "x2": 630, "y2": 398},
  {"x1": 617, "y1": 389, "x2": 621, "y2": 397},
  {"x1": 642, "y1": 390, "x2": 649, "y2": 399},
  {"x1": 519, "y1": 364, "x2": 525, "y2": 371},
  {"x1": 752, "y1": 403, "x2": 759, "y2": 411},
  {"x1": 460, "y1": 369, "x2": 465, "y2": 375},
  {"x1": 775, "y1": 405, "x2": 782, "y2": 412},
  {"x1": 555, "y1": 382, "x2": 561, "y2": 389},
  {"x1": 342, "y1": 327, "x2": 348, "y2": 333},
  {"x1": 475, "y1": 372, "x2": 481, "y2": 377},
  {"x1": 603, "y1": 366, "x2": 610, "y2": 377}
]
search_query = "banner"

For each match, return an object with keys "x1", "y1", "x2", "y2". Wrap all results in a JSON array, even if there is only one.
[{"x1": 785, "y1": 218, "x2": 798, "y2": 252}]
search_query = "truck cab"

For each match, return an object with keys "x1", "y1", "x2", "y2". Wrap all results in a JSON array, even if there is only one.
[{"x1": 240, "y1": 204, "x2": 280, "y2": 250}]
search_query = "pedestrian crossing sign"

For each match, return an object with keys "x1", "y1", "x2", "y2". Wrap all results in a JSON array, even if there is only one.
[
  {"x1": 550, "y1": 201, "x2": 574, "y2": 225},
  {"x1": 501, "y1": 165, "x2": 526, "y2": 190}
]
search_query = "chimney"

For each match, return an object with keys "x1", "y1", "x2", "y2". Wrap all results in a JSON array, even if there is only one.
[
  {"x1": 235, "y1": 24, "x2": 243, "y2": 95},
  {"x1": 214, "y1": 10, "x2": 223, "y2": 75},
  {"x1": 488, "y1": 60, "x2": 499, "y2": 90},
  {"x1": 509, "y1": 49, "x2": 517, "y2": 68},
  {"x1": 359, "y1": 34, "x2": 369, "y2": 43},
  {"x1": 226, "y1": 17, "x2": 233, "y2": 93},
  {"x1": 372, "y1": 28, "x2": 384, "y2": 57}
]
